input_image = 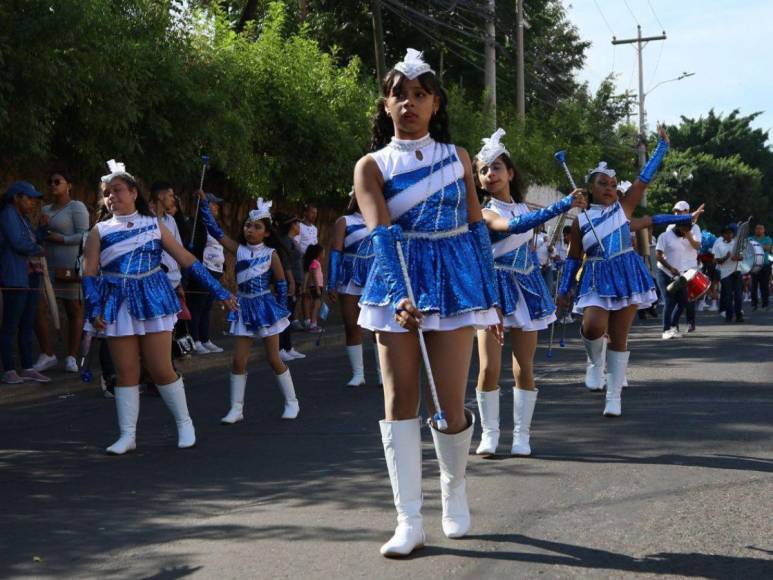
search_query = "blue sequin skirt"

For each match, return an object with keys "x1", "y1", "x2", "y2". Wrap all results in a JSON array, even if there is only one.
[
  {"x1": 90, "y1": 270, "x2": 180, "y2": 324},
  {"x1": 495, "y1": 266, "x2": 556, "y2": 322},
  {"x1": 360, "y1": 230, "x2": 499, "y2": 317},
  {"x1": 575, "y1": 250, "x2": 656, "y2": 312},
  {"x1": 236, "y1": 293, "x2": 289, "y2": 331}
]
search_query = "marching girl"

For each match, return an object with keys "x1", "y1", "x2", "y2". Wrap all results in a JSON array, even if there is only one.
[
  {"x1": 473, "y1": 129, "x2": 587, "y2": 457},
  {"x1": 196, "y1": 193, "x2": 300, "y2": 423},
  {"x1": 327, "y1": 192, "x2": 378, "y2": 387},
  {"x1": 82, "y1": 163, "x2": 238, "y2": 455},
  {"x1": 354, "y1": 49, "x2": 500, "y2": 557},
  {"x1": 557, "y1": 126, "x2": 670, "y2": 417}
]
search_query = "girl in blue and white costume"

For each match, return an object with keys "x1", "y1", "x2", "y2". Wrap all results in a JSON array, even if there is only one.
[
  {"x1": 82, "y1": 163, "x2": 237, "y2": 455},
  {"x1": 327, "y1": 193, "x2": 379, "y2": 387},
  {"x1": 557, "y1": 125, "x2": 670, "y2": 417},
  {"x1": 355, "y1": 50, "x2": 500, "y2": 557},
  {"x1": 196, "y1": 193, "x2": 299, "y2": 424},
  {"x1": 473, "y1": 129, "x2": 587, "y2": 457}
]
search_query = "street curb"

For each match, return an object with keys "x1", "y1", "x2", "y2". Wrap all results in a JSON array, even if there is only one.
[{"x1": 0, "y1": 327, "x2": 347, "y2": 407}]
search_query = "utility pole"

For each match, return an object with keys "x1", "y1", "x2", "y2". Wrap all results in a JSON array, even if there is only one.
[
  {"x1": 515, "y1": 0, "x2": 525, "y2": 122},
  {"x1": 371, "y1": 0, "x2": 386, "y2": 85},
  {"x1": 612, "y1": 25, "x2": 666, "y2": 206},
  {"x1": 484, "y1": 0, "x2": 497, "y2": 128}
]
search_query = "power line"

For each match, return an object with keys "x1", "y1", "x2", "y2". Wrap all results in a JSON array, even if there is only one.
[
  {"x1": 622, "y1": 0, "x2": 640, "y2": 26},
  {"x1": 649, "y1": 37, "x2": 665, "y2": 88},
  {"x1": 592, "y1": 0, "x2": 615, "y2": 36},
  {"x1": 646, "y1": 0, "x2": 666, "y2": 31}
]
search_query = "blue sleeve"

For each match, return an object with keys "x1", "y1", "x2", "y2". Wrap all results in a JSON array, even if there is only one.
[
  {"x1": 371, "y1": 225, "x2": 408, "y2": 309},
  {"x1": 652, "y1": 214, "x2": 691, "y2": 227},
  {"x1": 508, "y1": 195, "x2": 574, "y2": 234},
  {"x1": 275, "y1": 279, "x2": 288, "y2": 310},
  {"x1": 639, "y1": 138, "x2": 669, "y2": 184},
  {"x1": 558, "y1": 257, "x2": 581, "y2": 296},
  {"x1": 327, "y1": 249, "x2": 343, "y2": 292},
  {"x1": 185, "y1": 261, "x2": 230, "y2": 300},
  {"x1": 198, "y1": 200, "x2": 224, "y2": 240}
]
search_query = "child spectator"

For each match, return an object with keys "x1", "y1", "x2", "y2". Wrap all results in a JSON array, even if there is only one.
[{"x1": 302, "y1": 244, "x2": 324, "y2": 332}]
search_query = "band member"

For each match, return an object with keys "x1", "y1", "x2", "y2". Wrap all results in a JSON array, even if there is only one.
[
  {"x1": 197, "y1": 194, "x2": 300, "y2": 423},
  {"x1": 354, "y1": 49, "x2": 499, "y2": 557},
  {"x1": 472, "y1": 129, "x2": 586, "y2": 457},
  {"x1": 712, "y1": 224, "x2": 744, "y2": 323},
  {"x1": 557, "y1": 126, "x2": 669, "y2": 417},
  {"x1": 749, "y1": 223, "x2": 772, "y2": 310},
  {"x1": 327, "y1": 193, "x2": 378, "y2": 387},
  {"x1": 82, "y1": 162, "x2": 237, "y2": 454}
]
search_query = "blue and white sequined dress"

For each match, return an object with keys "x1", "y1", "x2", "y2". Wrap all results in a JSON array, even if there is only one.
[
  {"x1": 485, "y1": 198, "x2": 556, "y2": 331},
  {"x1": 358, "y1": 135, "x2": 499, "y2": 333},
  {"x1": 230, "y1": 243, "x2": 290, "y2": 338},
  {"x1": 84, "y1": 212, "x2": 180, "y2": 337},
  {"x1": 338, "y1": 212, "x2": 374, "y2": 296},
  {"x1": 574, "y1": 201, "x2": 656, "y2": 313}
]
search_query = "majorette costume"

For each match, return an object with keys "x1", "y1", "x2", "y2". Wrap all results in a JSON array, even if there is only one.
[
  {"x1": 474, "y1": 128, "x2": 577, "y2": 458},
  {"x1": 327, "y1": 209, "x2": 377, "y2": 387},
  {"x1": 82, "y1": 160, "x2": 232, "y2": 454},
  {"x1": 198, "y1": 197, "x2": 299, "y2": 424},
  {"x1": 558, "y1": 137, "x2": 669, "y2": 416},
  {"x1": 358, "y1": 49, "x2": 499, "y2": 557}
]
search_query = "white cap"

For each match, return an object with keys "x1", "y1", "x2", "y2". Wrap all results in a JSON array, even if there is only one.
[{"x1": 673, "y1": 200, "x2": 690, "y2": 211}]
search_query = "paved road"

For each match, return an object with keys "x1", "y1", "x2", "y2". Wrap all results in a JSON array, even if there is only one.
[{"x1": 1, "y1": 311, "x2": 772, "y2": 579}]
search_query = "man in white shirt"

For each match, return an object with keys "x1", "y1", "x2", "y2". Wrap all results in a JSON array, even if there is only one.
[
  {"x1": 712, "y1": 224, "x2": 744, "y2": 323},
  {"x1": 656, "y1": 220, "x2": 697, "y2": 339},
  {"x1": 150, "y1": 183, "x2": 182, "y2": 289},
  {"x1": 666, "y1": 200, "x2": 701, "y2": 331},
  {"x1": 296, "y1": 203, "x2": 319, "y2": 257}
]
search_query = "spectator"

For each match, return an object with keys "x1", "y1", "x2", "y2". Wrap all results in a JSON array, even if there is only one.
[
  {"x1": 748, "y1": 223, "x2": 771, "y2": 311},
  {"x1": 712, "y1": 224, "x2": 744, "y2": 323},
  {"x1": 666, "y1": 200, "x2": 701, "y2": 332},
  {"x1": 296, "y1": 203, "x2": 318, "y2": 256},
  {"x1": 187, "y1": 192, "x2": 225, "y2": 353},
  {"x1": 275, "y1": 212, "x2": 306, "y2": 360},
  {"x1": 149, "y1": 182, "x2": 183, "y2": 290},
  {"x1": 33, "y1": 171, "x2": 90, "y2": 373},
  {"x1": 302, "y1": 243, "x2": 324, "y2": 332},
  {"x1": 0, "y1": 181, "x2": 50, "y2": 383}
]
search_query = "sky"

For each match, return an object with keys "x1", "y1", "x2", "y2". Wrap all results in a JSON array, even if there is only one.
[{"x1": 563, "y1": 0, "x2": 773, "y2": 139}]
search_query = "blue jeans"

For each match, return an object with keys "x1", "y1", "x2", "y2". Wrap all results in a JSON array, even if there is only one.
[
  {"x1": 1, "y1": 273, "x2": 41, "y2": 371},
  {"x1": 657, "y1": 270, "x2": 687, "y2": 331}
]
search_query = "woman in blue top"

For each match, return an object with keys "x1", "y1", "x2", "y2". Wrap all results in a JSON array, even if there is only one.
[
  {"x1": 327, "y1": 192, "x2": 378, "y2": 387},
  {"x1": 557, "y1": 125, "x2": 671, "y2": 418},
  {"x1": 354, "y1": 49, "x2": 500, "y2": 557},
  {"x1": 82, "y1": 163, "x2": 237, "y2": 455},
  {"x1": 472, "y1": 129, "x2": 586, "y2": 458},
  {"x1": 0, "y1": 181, "x2": 51, "y2": 384}
]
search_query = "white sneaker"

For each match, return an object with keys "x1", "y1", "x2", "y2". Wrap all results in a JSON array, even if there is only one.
[
  {"x1": 202, "y1": 340, "x2": 223, "y2": 353},
  {"x1": 33, "y1": 353, "x2": 58, "y2": 372},
  {"x1": 279, "y1": 349, "x2": 294, "y2": 362},
  {"x1": 64, "y1": 356, "x2": 79, "y2": 373},
  {"x1": 708, "y1": 303, "x2": 719, "y2": 312},
  {"x1": 671, "y1": 329, "x2": 683, "y2": 338},
  {"x1": 661, "y1": 329, "x2": 673, "y2": 339},
  {"x1": 288, "y1": 348, "x2": 306, "y2": 359},
  {"x1": 192, "y1": 341, "x2": 210, "y2": 355}
]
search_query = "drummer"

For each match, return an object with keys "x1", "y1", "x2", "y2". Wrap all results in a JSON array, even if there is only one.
[{"x1": 655, "y1": 200, "x2": 702, "y2": 338}]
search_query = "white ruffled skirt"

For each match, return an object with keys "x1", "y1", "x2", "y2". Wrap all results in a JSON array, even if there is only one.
[
  {"x1": 573, "y1": 288, "x2": 657, "y2": 314},
  {"x1": 84, "y1": 302, "x2": 177, "y2": 337},
  {"x1": 502, "y1": 283, "x2": 555, "y2": 332},
  {"x1": 230, "y1": 312, "x2": 290, "y2": 338},
  {"x1": 358, "y1": 304, "x2": 499, "y2": 333}
]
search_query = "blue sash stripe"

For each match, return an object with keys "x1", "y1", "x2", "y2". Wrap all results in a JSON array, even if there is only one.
[
  {"x1": 383, "y1": 153, "x2": 459, "y2": 199},
  {"x1": 235, "y1": 254, "x2": 272, "y2": 273},
  {"x1": 101, "y1": 223, "x2": 158, "y2": 250}
]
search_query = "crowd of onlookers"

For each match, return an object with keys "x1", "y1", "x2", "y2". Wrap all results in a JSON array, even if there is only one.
[{"x1": 0, "y1": 173, "x2": 329, "y2": 387}]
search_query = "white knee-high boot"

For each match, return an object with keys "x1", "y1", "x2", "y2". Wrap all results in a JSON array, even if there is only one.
[
  {"x1": 276, "y1": 369, "x2": 299, "y2": 419},
  {"x1": 346, "y1": 344, "x2": 365, "y2": 387},
  {"x1": 475, "y1": 389, "x2": 500, "y2": 455},
  {"x1": 379, "y1": 418, "x2": 425, "y2": 557},
  {"x1": 158, "y1": 376, "x2": 196, "y2": 448},
  {"x1": 511, "y1": 387, "x2": 538, "y2": 456},
  {"x1": 604, "y1": 350, "x2": 630, "y2": 417},
  {"x1": 106, "y1": 386, "x2": 139, "y2": 455},
  {"x1": 430, "y1": 412, "x2": 475, "y2": 539},
  {"x1": 221, "y1": 373, "x2": 247, "y2": 424},
  {"x1": 581, "y1": 332, "x2": 606, "y2": 391}
]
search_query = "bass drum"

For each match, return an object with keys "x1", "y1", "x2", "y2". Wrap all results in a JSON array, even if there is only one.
[{"x1": 740, "y1": 240, "x2": 765, "y2": 274}]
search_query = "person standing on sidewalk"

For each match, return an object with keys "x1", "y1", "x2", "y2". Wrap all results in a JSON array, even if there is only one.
[
  {"x1": 296, "y1": 203, "x2": 318, "y2": 325},
  {"x1": 712, "y1": 224, "x2": 744, "y2": 323},
  {"x1": 276, "y1": 212, "x2": 306, "y2": 361},
  {"x1": 0, "y1": 181, "x2": 51, "y2": 384},
  {"x1": 82, "y1": 165, "x2": 237, "y2": 454},
  {"x1": 327, "y1": 193, "x2": 377, "y2": 387},
  {"x1": 33, "y1": 171, "x2": 90, "y2": 374},
  {"x1": 355, "y1": 50, "x2": 500, "y2": 557},
  {"x1": 748, "y1": 223, "x2": 771, "y2": 311},
  {"x1": 195, "y1": 193, "x2": 300, "y2": 424}
]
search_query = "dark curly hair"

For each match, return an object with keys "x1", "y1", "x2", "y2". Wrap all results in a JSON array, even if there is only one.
[{"x1": 370, "y1": 69, "x2": 451, "y2": 151}]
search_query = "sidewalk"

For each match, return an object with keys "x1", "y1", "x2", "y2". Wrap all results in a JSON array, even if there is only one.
[{"x1": 0, "y1": 323, "x2": 346, "y2": 407}]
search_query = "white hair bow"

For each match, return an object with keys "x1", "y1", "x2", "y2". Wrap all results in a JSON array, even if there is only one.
[
  {"x1": 248, "y1": 197, "x2": 273, "y2": 222},
  {"x1": 617, "y1": 180, "x2": 633, "y2": 194},
  {"x1": 394, "y1": 48, "x2": 435, "y2": 80},
  {"x1": 477, "y1": 128, "x2": 510, "y2": 166},
  {"x1": 101, "y1": 159, "x2": 133, "y2": 183},
  {"x1": 585, "y1": 161, "x2": 616, "y2": 183}
]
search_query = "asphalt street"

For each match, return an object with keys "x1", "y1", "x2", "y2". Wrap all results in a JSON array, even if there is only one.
[{"x1": 1, "y1": 310, "x2": 772, "y2": 579}]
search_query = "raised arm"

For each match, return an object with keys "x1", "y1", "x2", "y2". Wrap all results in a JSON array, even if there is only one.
[
  {"x1": 196, "y1": 190, "x2": 239, "y2": 254},
  {"x1": 556, "y1": 219, "x2": 584, "y2": 309},
  {"x1": 622, "y1": 124, "x2": 670, "y2": 216}
]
